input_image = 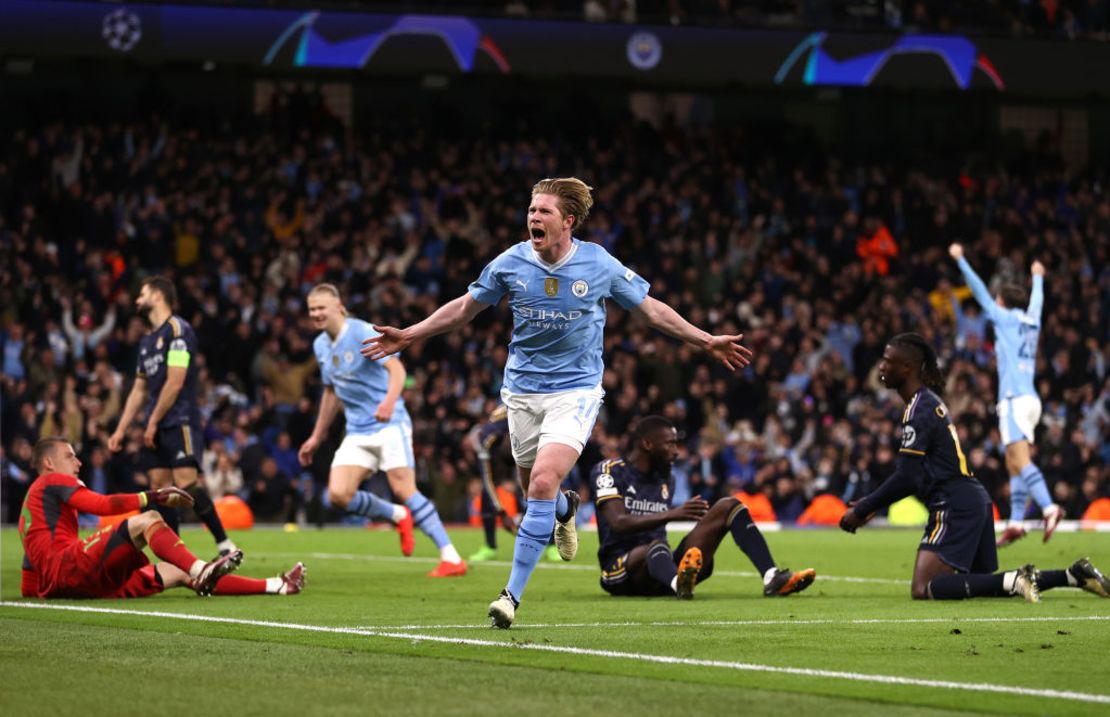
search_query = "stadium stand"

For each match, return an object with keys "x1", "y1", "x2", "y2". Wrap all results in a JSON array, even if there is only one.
[{"x1": 1, "y1": 88, "x2": 1107, "y2": 528}]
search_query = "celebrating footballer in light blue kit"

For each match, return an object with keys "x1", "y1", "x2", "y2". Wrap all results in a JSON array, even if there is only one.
[
  {"x1": 950, "y1": 244, "x2": 1061, "y2": 545},
  {"x1": 955, "y1": 256, "x2": 1042, "y2": 404},
  {"x1": 314, "y1": 318, "x2": 414, "y2": 437},
  {"x1": 299, "y1": 284, "x2": 465, "y2": 577},
  {"x1": 362, "y1": 177, "x2": 753, "y2": 627}
]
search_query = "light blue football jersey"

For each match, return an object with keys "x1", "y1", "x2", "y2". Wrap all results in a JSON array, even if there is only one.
[
  {"x1": 314, "y1": 318, "x2": 410, "y2": 434},
  {"x1": 956, "y1": 256, "x2": 1043, "y2": 401},
  {"x1": 469, "y1": 239, "x2": 650, "y2": 394}
]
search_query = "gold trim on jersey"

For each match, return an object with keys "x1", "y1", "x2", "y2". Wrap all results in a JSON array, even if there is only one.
[
  {"x1": 600, "y1": 458, "x2": 624, "y2": 474},
  {"x1": 902, "y1": 391, "x2": 921, "y2": 423}
]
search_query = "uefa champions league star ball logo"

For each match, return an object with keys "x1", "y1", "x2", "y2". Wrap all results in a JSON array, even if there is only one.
[
  {"x1": 626, "y1": 32, "x2": 662, "y2": 71},
  {"x1": 103, "y1": 8, "x2": 142, "y2": 53}
]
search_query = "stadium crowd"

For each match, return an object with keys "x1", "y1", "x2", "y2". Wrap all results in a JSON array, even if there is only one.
[{"x1": 1, "y1": 96, "x2": 1108, "y2": 528}]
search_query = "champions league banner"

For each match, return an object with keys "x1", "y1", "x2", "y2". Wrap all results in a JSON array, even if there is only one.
[{"x1": 3, "y1": 0, "x2": 1110, "y2": 95}]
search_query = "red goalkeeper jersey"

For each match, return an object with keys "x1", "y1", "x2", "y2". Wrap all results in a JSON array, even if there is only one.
[{"x1": 18, "y1": 472, "x2": 142, "y2": 570}]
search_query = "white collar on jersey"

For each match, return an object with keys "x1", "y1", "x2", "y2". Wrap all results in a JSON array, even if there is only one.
[
  {"x1": 327, "y1": 320, "x2": 350, "y2": 348},
  {"x1": 530, "y1": 238, "x2": 579, "y2": 271}
]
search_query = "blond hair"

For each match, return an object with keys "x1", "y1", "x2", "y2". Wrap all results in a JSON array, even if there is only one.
[
  {"x1": 308, "y1": 283, "x2": 349, "y2": 316},
  {"x1": 532, "y1": 177, "x2": 594, "y2": 232}
]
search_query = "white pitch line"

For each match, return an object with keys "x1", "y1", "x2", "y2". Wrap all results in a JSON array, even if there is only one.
[
  {"x1": 259, "y1": 551, "x2": 909, "y2": 585},
  {"x1": 1, "y1": 601, "x2": 1107, "y2": 705},
  {"x1": 352, "y1": 615, "x2": 1110, "y2": 631}
]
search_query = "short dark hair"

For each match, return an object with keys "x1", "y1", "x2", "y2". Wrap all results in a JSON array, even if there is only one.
[
  {"x1": 632, "y1": 415, "x2": 674, "y2": 443},
  {"x1": 141, "y1": 276, "x2": 177, "y2": 308},
  {"x1": 997, "y1": 282, "x2": 1028, "y2": 309},
  {"x1": 32, "y1": 437, "x2": 69, "y2": 473}
]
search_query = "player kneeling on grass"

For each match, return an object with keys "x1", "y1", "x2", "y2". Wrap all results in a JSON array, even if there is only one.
[
  {"x1": 592, "y1": 416, "x2": 815, "y2": 599},
  {"x1": 19, "y1": 437, "x2": 305, "y2": 599},
  {"x1": 839, "y1": 334, "x2": 1109, "y2": 603}
]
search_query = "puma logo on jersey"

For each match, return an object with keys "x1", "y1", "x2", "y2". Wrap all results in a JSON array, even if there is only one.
[{"x1": 515, "y1": 279, "x2": 529, "y2": 292}]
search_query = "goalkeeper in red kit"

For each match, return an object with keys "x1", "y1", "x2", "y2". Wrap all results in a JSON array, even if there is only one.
[{"x1": 19, "y1": 437, "x2": 305, "y2": 599}]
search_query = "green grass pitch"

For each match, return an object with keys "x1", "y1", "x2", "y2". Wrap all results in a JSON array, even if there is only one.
[{"x1": 2, "y1": 525, "x2": 1108, "y2": 716}]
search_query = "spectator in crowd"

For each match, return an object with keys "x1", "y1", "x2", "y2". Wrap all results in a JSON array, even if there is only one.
[{"x1": 1, "y1": 99, "x2": 1107, "y2": 528}]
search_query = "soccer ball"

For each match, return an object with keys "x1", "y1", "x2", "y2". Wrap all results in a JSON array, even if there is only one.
[{"x1": 102, "y1": 9, "x2": 142, "y2": 53}]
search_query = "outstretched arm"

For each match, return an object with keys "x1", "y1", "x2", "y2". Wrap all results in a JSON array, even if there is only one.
[
  {"x1": 68, "y1": 485, "x2": 193, "y2": 515},
  {"x1": 360, "y1": 293, "x2": 488, "y2": 360},
  {"x1": 949, "y1": 243, "x2": 1001, "y2": 320},
  {"x1": 1028, "y1": 260, "x2": 1045, "y2": 322},
  {"x1": 633, "y1": 296, "x2": 753, "y2": 371}
]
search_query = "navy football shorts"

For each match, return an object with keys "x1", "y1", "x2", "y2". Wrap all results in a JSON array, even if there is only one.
[
  {"x1": 919, "y1": 499, "x2": 998, "y2": 574},
  {"x1": 599, "y1": 539, "x2": 716, "y2": 596},
  {"x1": 145, "y1": 423, "x2": 202, "y2": 470}
]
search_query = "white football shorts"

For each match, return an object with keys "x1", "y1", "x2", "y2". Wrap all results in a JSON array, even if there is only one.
[
  {"x1": 500, "y1": 385, "x2": 604, "y2": 468},
  {"x1": 997, "y1": 395, "x2": 1042, "y2": 446},
  {"x1": 331, "y1": 422, "x2": 414, "y2": 472}
]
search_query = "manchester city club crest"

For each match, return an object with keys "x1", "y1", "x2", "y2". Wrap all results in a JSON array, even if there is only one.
[
  {"x1": 544, "y1": 278, "x2": 559, "y2": 297},
  {"x1": 344, "y1": 351, "x2": 354, "y2": 365},
  {"x1": 155, "y1": 337, "x2": 163, "y2": 350},
  {"x1": 572, "y1": 280, "x2": 589, "y2": 297},
  {"x1": 626, "y1": 31, "x2": 662, "y2": 71}
]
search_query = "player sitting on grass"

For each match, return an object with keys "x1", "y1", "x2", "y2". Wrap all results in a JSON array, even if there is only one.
[
  {"x1": 839, "y1": 334, "x2": 1109, "y2": 603},
  {"x1": 592, "y1": 416, "x2": 816, "y2": 599},
  {"x1": 19, "y1": 437, "x2": 305, "y2": 599}
]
